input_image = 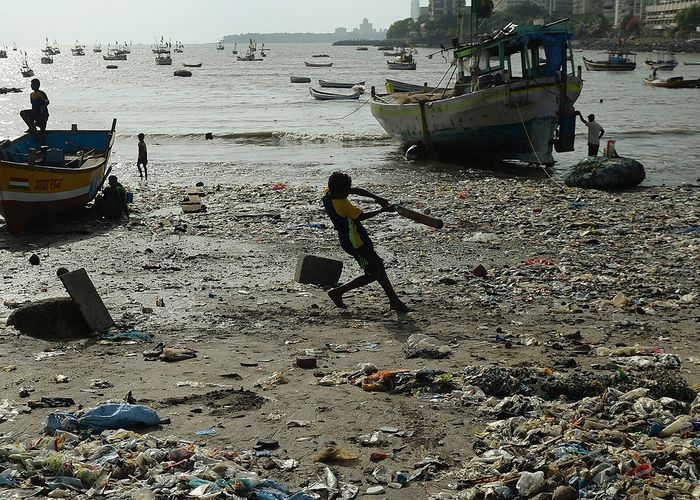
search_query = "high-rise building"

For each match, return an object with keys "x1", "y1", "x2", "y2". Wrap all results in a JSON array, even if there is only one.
[
  {"x1": 493, "y1": 0, "x2": 549, "y2": 12},
  {"x1": 643, "y1": 0, "x2": 699, "y2": 29},
  {"x1": 411, "y1": 0, "x2": 421, "y2": 20},
  {"x1": 428, "y1": 0, "x2": 467, "y2": 19},
  {"x1": 613, "y1": 0, "x2": 645, "y2": 27}
]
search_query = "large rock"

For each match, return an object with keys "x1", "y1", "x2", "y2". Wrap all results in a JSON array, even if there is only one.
[
  {"x1": 7, "y1": 297, "x2": 93, "y2": 340},
  {"x1": 564, "y1": 156, "x2": 645, "y2": 190}
]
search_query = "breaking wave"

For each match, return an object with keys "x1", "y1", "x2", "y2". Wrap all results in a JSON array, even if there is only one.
[{"x1": 116, "y1": 131, "x2": 392, "y2": 145}]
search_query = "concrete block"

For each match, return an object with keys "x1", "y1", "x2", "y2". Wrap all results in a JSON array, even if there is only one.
[
  {"x1": 294, "y1": 254, "x2": 343, "y2": 286},
  {"x1": 59, "y1": 268, "x2": 115, "y2": 333}
]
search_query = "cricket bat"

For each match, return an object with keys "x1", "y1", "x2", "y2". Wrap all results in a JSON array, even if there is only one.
[{"x1": 395, "y1": 205, "x2": 443, "y2": 229}]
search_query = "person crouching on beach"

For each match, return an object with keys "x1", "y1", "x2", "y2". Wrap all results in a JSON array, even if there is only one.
[
  {"x1": 137, "y1": 133, "x2": 148, "y2": 179},
  {"x1": 19, "y1": 78, "x2": 49, "y2": 140},
  {"x1": 322, "y1": 172, "x2": 409, "y2": 312}
]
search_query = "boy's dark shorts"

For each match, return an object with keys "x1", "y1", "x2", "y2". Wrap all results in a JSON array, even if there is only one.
[{"x1": 352, "y1": 244, "x2": 383, "y2": 276}]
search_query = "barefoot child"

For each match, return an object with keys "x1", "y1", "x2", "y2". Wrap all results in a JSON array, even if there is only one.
[{"x1": 322, "y1": 172, "x2": 409, "y2": 312}]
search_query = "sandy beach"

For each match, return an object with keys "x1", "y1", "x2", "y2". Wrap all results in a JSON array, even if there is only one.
[{"x1": 1, "y1": 164, "x2": 699, "y2": 498}]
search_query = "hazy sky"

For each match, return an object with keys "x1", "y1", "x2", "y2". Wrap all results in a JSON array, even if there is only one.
[{"x1": 2, "y1": 0, "x2": 417, "y2": 46}]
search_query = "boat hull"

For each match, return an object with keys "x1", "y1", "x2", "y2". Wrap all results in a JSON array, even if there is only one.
[
  {"x1": 387, "y1": 62, "x2": 416, "y2": 70},
  {"x1": 0, "y1": 128, "x2": 115, "y2": 233},
  {"x1": 370, "y1": 77, "x2": 582, "y2": 164},
  {"x1": 643, "y1": 77, "x2": 700, "y2": 88},
  {"x1": 310, "y1": 88, "x2": 360, "y2": 101},
  {"x1": 583, "y1": 58, "x2": 635, "y2": 71}
]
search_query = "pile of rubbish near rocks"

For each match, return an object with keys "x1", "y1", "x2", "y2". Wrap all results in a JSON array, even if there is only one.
[{"x1": 319, "y1": 348, "x2": 700, "y2": 499}]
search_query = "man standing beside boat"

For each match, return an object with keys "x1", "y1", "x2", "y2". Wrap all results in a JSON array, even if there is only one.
[
  {"x1": 19, "y1": 79, "x2": 49, "y2": 139},
  {"x1": 576, "y1": 111, "x2": 605, "y2": 157},
  {"x1": 137, "y1": 133, "x2": 148, "y2": 180}
]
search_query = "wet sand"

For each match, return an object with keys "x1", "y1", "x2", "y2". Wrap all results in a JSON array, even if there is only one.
[{"x1": 1, "y1": 164, "x2": 698, "y2": 497}]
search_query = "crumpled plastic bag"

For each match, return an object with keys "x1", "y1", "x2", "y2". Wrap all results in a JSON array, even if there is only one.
[{"x1": 403, "y1": 334, "x2": 452, "y2": 359}]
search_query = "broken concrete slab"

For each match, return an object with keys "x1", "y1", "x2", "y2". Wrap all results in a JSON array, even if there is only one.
[{"x1": 59, "y1": 268, "x2": 115, "y2": 332}]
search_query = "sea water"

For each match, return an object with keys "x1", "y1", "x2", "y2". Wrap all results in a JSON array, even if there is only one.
[{"x1": 0, "y1": 43, "x2": 698, "y2": 186}]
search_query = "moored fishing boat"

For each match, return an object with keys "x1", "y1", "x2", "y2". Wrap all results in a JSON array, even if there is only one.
[
  {"x1": 93, "y1": 43, "x2": 102, "y2": 53},
  {"x1": 174, "y1": 41, "x2": 184, "y2": 53},
  {"x1": 305, "y1": 61, "x2": 333, "y2": 68},
  {"x1": 583, "y1": 50, "x2": 636, "y2": 71},
  {"x1": 182, "y1": 62, "x2": 202, "y2": 68},
  {"x1": 216, "y1": 39, "x2": 225, "y2": 50},
  {"x1": 21, "y1": 53, "x2": 34, "y2": 77},
  {"x1": 41, "y1": 55, "x2": 53, "y2": 64},
  {"x1": 370, "y1": 20, "x2": 582, "y2": 165},
  {"x1": 319, "y1": 79, "x2": 366, "y2": 88},
  {"x1": 0, "y1": 120, "x2": 117, "y2": 233},
  {"x1": 71, "y1": 41, "x2": 86, "y2": 56},
  {"x1": 387, "y1": 47, "x2": 417, "y2": 70},
  {"x1": 103, "y1": 45, "x2": 126, "y2": 61},
  {"x1": 384, "y1": 79, "x2": 448, "y2": 93},
  {"x1": 0, "y1": 48, "x2": 7, "y2": 58},
  {"x1": 155, "y1": 52, "x2": 173, "y2": 65},
  {"x1": 644, "y1": 51, "x2": 678, "y2": 71}
]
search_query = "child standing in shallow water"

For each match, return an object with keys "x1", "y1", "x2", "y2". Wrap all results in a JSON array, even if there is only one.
[
  {"x1": 322, "y1": 171, "x2": 409, "y2": 312},
  {"x1": 137, "y1": 133, "x2": 148, "y2": 179}
]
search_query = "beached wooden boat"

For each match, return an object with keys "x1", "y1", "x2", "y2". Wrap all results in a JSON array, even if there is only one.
[
  {"x1": 290, "y1": 76, "x2": 311, "y2": 83},
  {"x1": 643, "y1": 76, "x2": 700, "y2": 88},
  {"x1": 370, "y1": 20, "x2": 582, "y2": 165},
  {"x1": 310, "y1": 88, "x2": 361, "y2": 101},
  {"x1": 305, "y1": 61, "x2": 333, "y2": 68},
  {"x1": 183, "y1": 63, "x2": 202, "y2": 68},
  {"x1": 583, "y1": 50, "x2": 636, "y2": 71},
  {"x1": 0, "y1": 120, "x2": 117, "y2": 233},
  {"x1": 319, "y1": 79, "x2": 365, "y2": 88}
]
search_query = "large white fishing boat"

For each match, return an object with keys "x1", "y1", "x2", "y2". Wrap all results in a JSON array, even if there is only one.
[{"x1": 369, "y1": 20, "x2": 582, "y2": 165}]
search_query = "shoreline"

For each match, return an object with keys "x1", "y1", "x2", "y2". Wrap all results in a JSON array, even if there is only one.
[{"x1": 1, "y1": 169, "x2": 699, "y2": 497}]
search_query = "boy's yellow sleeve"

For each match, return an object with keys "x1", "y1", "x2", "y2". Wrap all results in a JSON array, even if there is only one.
[{"x1": 332, "y1": 199, "x2": 362, "y2": 220}]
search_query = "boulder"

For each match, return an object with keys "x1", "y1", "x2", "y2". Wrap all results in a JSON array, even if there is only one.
[
  {"x1": 564, "y1": 156, "x2": 645, "y2": 190},
  {"x1": 7, "y1": 297, "x2": 92, "y2": 340}
]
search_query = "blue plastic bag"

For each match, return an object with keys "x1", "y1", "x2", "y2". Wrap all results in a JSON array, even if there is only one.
[
  {"x1": 47, "y1": 412, "x2": 80, "y2": 435},
  {"x1": 78, "y1": 404, "x2": 161, "y2": 431}
]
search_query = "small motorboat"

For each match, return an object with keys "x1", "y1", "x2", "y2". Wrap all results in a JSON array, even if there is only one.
[
  {"x1": 182, "y1": 63, "x2": 202, "y2": 68},
  {"x1": 310, "y1": 87, "x2": 361, "y2": 101},
  {"x1": 377, "y1": 46, "x2": 393, "y2": 51},
  {"x1": 232, "y1": 43, "x2": 238, "y2": 55},
  {"x1": 216, "y1": 39, "x2": 224, "y2": 50},
  {"x1": 290, "y1": 76, "x2": 311, "y2": 83},
  {"x1": 643, "y1": 75, "x2": 700, "y2": 88},
  {"x1": 319, "y1": 79, "x2": 365, "y2": 88},
  {"x1": 71, "y1": 41, "x2": 85, "y2": 56},
  {"x1": 356, "y1": 46, "x2": 368, "y2": 51},
  {"x1": 0, "y1": 119, "x2": 117, "y2": 233},
  {"x1": 312, "y1": 54, "x2": 329, "y2": 58},
  {"x1": 305, "y1": 61, "x2": 333, "y2": 68},
  {"x1": 683, "y1": 61, "x2": 700, "y2": 66},
  {"x1": 93, "y1": 43, "x2": 102, "y2": 53},
  {"x1": 173, "y1": 41, "x2": 184, "y2": 53}
]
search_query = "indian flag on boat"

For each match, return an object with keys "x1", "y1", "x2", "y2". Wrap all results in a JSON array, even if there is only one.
[{"x1": 8, "y1": 177, "x2": 29, "y2": 190}]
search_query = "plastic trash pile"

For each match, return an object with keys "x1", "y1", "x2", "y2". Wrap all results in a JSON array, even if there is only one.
[{"x1": 0, "y1": 426, "x2": 313, "y2": 499}]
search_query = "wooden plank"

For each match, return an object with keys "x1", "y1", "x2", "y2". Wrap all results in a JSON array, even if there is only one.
[{"x1": 59, "y1": 268, "x2": 115, "y2": 332}]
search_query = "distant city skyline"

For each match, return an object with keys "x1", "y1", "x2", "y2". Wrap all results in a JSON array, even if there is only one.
[{"x1": 1, "y1": 0, "x2": 417, "y2": 46}]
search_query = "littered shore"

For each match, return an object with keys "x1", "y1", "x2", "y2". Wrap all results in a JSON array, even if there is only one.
[{"x1": 1, "y1": 163, "x2": 699, "y2": 498}]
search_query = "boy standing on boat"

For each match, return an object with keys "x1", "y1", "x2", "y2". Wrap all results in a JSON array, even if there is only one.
[
  {"x1": 322, "y1": 172, "x2": 409, "y2": 312},
  {"x1": 137, "y1": 133, "x2": 148, "y2": 179},
  {"x1": 19, "y1": 78, "x2": 49, "y2": 138},
  {"x1": 576, "y1": 111, "x2": 605, "y2": 157}
]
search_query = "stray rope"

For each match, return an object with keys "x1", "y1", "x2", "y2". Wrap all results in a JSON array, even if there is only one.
[
  {"x1": 328, "y1": 98, "x2": 371, "y2": 121},
  {"x1": 514, "y1": 94, "x2": 567, "y2": 191}
]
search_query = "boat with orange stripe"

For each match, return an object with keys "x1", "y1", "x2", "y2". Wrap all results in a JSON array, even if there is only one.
[{"x1": 0, "y1": 119, "x2": 116, "y2": 233}]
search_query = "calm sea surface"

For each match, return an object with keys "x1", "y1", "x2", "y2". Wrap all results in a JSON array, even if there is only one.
[{"x1": 1, "y1": 43, "x2": 698, "y2": 186}]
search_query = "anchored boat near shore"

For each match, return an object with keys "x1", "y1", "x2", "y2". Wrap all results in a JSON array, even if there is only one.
[
  {"x1": 583, "y1": 50, "x2": 636, "y2": 71},
  {"x1": 370, "y1": 20, "x2": 582, "y2": 165},
  {"x1": 0, "y1": 120, "x2": 117, "y2": 233}
]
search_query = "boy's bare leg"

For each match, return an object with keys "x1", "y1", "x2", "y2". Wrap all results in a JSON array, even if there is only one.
[
  {"x1": 328, "y1": 274, "x2": 375, "y2": 309},
  {"x1": 375, "y1": 266, "x2": 410, "y2": 311}
]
